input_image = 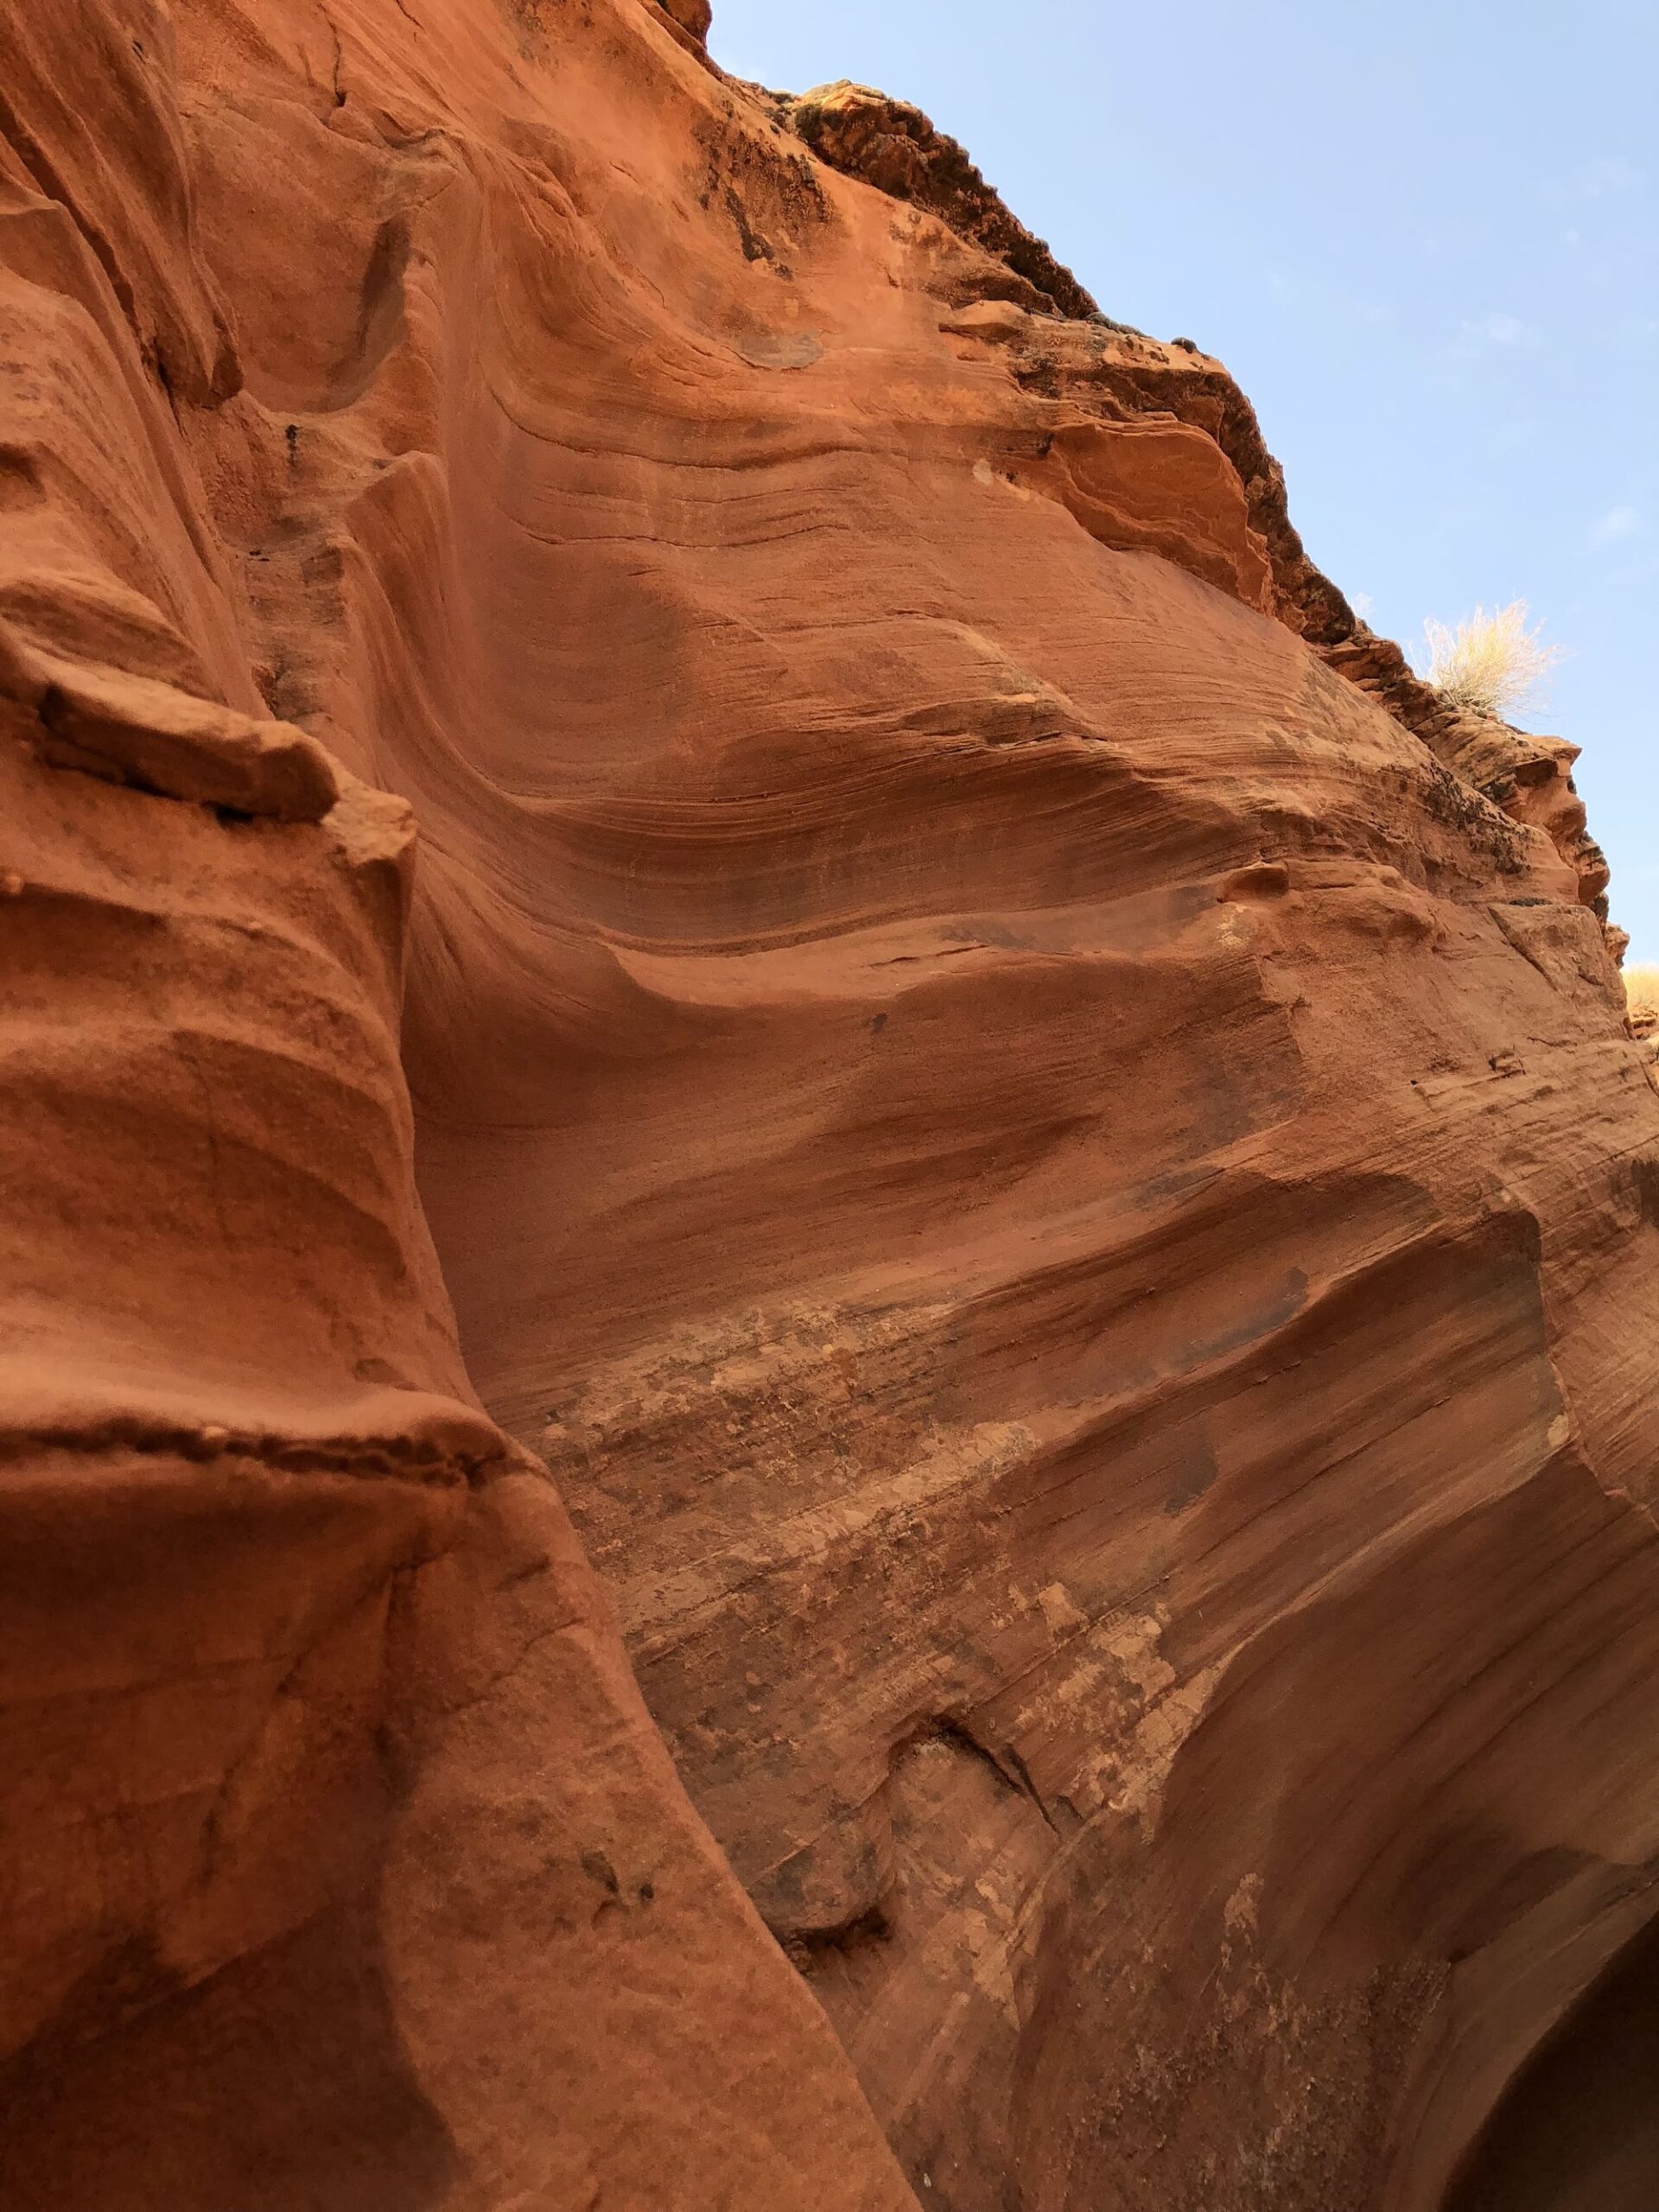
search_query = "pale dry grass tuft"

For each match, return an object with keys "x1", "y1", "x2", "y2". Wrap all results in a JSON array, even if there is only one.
[
  {"x1": 1624, "y1": 963, "x2": 1659, "y2": 1032},
  {"x1": 1421, "y1": 600, "x2": 1566, "y2": 719}
]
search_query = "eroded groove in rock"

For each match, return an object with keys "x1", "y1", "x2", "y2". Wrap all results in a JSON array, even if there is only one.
[{"x1": 3, "y1": 1, "x2": 1656, "y2": 2208}]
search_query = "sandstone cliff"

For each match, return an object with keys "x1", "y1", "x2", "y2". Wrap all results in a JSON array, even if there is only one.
[{"x1": 3, "y1": 3, "x2": 1656, "y2": 2209}]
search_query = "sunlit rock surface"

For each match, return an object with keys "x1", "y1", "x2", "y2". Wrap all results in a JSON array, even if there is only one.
[{"x1": 3, "y1": 3, "x2": 1656, "y2": 2207}]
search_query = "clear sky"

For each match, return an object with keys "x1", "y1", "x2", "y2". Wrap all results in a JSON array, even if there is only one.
[{"x1": 709, "y1": 1, "x2": 1659, "y2": 957}]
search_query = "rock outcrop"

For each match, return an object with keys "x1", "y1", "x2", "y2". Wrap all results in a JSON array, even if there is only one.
[
  {"x1": 3, "y1": 3, "x2": 1656, "y2": 2209},
  {"x1": 787, "y1": 80, "x2": 1101, "y2": 321}
]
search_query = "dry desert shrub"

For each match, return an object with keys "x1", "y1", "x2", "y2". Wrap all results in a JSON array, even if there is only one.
[
  {"x1": 1624, "y1": 963, "x2": 1659, "y2": 1033},
  {"x1": 1421, "y1": 600, "x2": 1565, "y2": 719}
]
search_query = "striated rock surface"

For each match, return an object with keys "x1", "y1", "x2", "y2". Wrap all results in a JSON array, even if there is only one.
[{"x1": 3, "y1": 3, "x2": 1657, "y2": 2209}]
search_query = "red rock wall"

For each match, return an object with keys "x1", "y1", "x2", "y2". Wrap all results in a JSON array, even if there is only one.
[{"x1": 3, "y1": 3, "x2": 1658, "y2": 2208}]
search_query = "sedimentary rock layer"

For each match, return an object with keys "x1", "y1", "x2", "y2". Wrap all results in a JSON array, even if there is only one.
[{"x1": 2, "y1": 3, "x2": 1656, "y2": 2208}]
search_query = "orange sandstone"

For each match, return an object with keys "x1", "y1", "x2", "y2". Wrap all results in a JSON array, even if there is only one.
[{"x1": 1, "y1": 4, "x2": 1655, "y2": 2209}]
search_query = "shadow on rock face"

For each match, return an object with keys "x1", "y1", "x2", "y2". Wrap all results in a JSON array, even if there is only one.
[
  {"x1": 0, "y1": 1900, "x2": 462, "y2": 2212},
  {"x1": 1445, "y1": 1904, "x2": 1659, "y2": 2212}
]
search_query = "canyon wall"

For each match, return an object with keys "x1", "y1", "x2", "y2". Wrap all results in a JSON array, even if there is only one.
[{"x1": 3, "y1": 3, "x2": 1657, "y2": 2208}]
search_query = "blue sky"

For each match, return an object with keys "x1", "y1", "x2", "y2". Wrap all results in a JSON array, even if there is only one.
[{"x1": 710, "y1": 1, "x2": 1658, "y2": 957}]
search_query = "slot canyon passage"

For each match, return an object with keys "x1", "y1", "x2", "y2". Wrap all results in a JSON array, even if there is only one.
[{"x1": 4, "y1": 0, "x2": 1659, "y2": 2206}]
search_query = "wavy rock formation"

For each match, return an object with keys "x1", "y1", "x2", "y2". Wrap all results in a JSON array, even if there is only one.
[{"x1": 2, "y1": 3, "x2": 1656, "y2": 2209}]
